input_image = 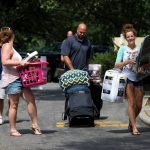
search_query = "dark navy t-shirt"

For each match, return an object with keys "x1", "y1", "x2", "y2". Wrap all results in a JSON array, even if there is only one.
[{"x1": 61, "y1": 34, "x2": 91, "y2": 71}]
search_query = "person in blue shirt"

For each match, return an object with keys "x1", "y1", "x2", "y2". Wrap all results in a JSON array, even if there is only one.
[
  {"x1": 115, "y1": 24, "x2": 144, "y2": 135},
  {"x1": 61, "y1": 30, "x2": 73, "y2": 62},
  {"x1": 0, "y1": 27, "x2": 11, "y2": 125},
  {"x1": 61, "y1": 23, "x2": 91, "y2": 71},
  {"x1": 0, "y1": 47, "x2": 6, "y2": 124}
]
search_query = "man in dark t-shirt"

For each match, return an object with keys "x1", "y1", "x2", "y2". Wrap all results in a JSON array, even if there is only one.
[
  {"x1": 61, "y1": 31, "x2": 73, "y2": 62},
  {"x1": 61, "y1": 23, "x2": 91, "y2": 71},
  {"x1": 60, "y1": 23, "x2": 93, "y2": 120}
]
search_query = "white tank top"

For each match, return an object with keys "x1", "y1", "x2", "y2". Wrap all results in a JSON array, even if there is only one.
[{"x1": 2, "y1": 43, "x2": 22, "y2": 87}]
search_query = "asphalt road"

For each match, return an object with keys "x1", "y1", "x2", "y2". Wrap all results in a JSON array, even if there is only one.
[{"x1": 0, "y1": 83, "x2": 150, "y2": 150}]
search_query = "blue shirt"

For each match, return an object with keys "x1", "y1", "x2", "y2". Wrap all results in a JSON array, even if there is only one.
[
  {"x1": 0, "y1": 48, "x2": 2, "y2": 79},
  {"x1": 61, "y1": 34, "x2": 91, "y2": 71}
]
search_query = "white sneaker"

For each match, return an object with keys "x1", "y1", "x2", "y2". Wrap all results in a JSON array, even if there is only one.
[{"x1": 0, "y1": 116, "x2": 3, "y2": 125}]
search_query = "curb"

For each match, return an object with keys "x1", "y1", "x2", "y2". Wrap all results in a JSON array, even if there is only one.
[{"x1": 139, "y1": 97, "x2": 150, "y2": 126}]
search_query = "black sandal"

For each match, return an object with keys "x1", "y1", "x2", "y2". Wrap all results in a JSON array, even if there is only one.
[{"x1": 128, "y1": 123, "x2": 133, "y2": 132}]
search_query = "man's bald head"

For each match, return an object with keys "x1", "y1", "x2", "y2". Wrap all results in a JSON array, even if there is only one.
[
  {"x1": 77, "y1": 23, "x2": 87, "y2": 30},
  {"x1": 67, "y1": 31, "x2": 73, "y2": 37},
  {"x1": 77, "y1": 23, "x2": 87, "y2": 39}
]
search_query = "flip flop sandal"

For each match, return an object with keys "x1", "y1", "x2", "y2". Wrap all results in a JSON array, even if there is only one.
[
  {"x1": 30, "y1": 124, "x2": 42, "y2": 135},
  {"x1": 10, "y1": 130, "x2": 22, "y2": 137},
  {"x1": 132, "y1": 130, "x2": 141, "y2": 136}
]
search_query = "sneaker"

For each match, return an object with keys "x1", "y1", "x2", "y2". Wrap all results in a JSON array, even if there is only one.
[{"x1": 0, "y1": 116, "x2": 3, "y2": 125}]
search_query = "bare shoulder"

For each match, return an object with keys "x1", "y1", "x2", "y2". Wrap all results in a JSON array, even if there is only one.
[
  {"x1": 2, "y1": 42, "x2": 13, "y2": 48},
  {"x1": 2, "y1": 43, "x2": 13, "y2": 58},
  {"x1": 2, "y1": 43, "x2": 13, "y2": 52}
]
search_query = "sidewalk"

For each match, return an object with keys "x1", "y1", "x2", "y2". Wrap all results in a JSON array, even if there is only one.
[{"x1": 139, "y1": 91, "x2": 150, "y2": 126}]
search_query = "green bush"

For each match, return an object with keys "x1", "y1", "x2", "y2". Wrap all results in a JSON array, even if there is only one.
[{"x1": 90, "y1": 50, "x2": 117, "y2": 79}]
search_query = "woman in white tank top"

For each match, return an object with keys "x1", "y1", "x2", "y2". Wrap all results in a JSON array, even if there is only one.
[{"x1": 0, "y1": 27, "x2": 42, "y2": 136}]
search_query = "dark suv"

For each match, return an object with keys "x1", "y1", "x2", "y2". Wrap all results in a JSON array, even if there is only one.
[
  {"x1": 38, "y1": 51, "x2": 64, "y2": 82},
  {"x1": 91, "y1": 45, "x2": 109, "y2": 54},
  {"x1": 19, "y1": 43, "x2": 109, "y2": 82},
  {"x1": 19, "y1": 42, "x2": 64, "y2": 82}
]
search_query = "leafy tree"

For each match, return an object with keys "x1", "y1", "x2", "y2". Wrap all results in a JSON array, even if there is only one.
[{"x1": 0, "y1": 0, "x2": 149, "y2": 51}]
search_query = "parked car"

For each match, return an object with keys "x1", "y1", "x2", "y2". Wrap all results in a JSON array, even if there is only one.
[
  {"x1": 19, "y1": 43, "x2": 109, "y2": 82},
  {"x1": 91, "y1": 45, "x2": 109, "y2": 55},
  {"x1": 39, "y1": 51, "x2": 64, "y2": 82}
]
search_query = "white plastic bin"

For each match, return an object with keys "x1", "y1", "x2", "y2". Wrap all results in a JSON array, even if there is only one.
[{"x1": 101, "y1": 69, "x2": 127, "y2": 103}]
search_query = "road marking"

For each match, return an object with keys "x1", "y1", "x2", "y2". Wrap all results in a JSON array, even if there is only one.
[
  {"x1": 56, "y1": 121, "x2": 128, "y2": 128},
  {"x1": 95, "y1": 121, "x2": 128, "y2": 127},
  {"x1": 56, "y1": 122, "x2": 65, "y2": 128}
]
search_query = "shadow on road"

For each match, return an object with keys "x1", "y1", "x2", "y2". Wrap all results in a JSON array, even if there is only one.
[
  {"x1": 33, "y1": 89, "x2": 65, "y2": 101},
  {"x1": 107, "y1": 127, "x2": 150, "y2": 134},
  {"x1": 18, "y1": 129, "x2": 58, "y2": 135},
  {"x1": 3, "y1": 119, "x2": 30, "y2": 125}
]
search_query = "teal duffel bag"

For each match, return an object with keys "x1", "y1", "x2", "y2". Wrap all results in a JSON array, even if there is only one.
[{"x1": 59, "y1": 69, "x2": 90, "y2": 92}]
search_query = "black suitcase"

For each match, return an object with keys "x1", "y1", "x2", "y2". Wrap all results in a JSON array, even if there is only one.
[
  {"x1": 89, "y1": 82, "x2": 103, "y2": 119},
  {"x1": 67, "y1": 89, "x2": 95, "y2": 127}
]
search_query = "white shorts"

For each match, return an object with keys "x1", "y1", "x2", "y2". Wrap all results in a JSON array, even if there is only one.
[{"x1": 0, "y1": 80, "x2": 5, "y2": 99}]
